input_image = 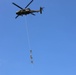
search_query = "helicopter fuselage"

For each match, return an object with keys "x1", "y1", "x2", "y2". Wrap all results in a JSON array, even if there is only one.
[
  {"x1": 16, "y1": 8, "x2": 40, "y2": 16},
  {"x1": 16, "y1": 8, "x2": 31, "y2": 15}
]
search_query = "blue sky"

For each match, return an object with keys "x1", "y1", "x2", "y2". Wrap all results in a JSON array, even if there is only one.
[{"x1": 0, "y1": 0, "x2": 76, "y2": 75}]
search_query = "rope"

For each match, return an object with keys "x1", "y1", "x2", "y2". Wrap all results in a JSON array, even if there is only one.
[
  {"x1": 24, "y1": 17, "x2": 34, "y2": 64},
  {"x1": 25, "y1": 17, "x2": 31, "y2": 50}
]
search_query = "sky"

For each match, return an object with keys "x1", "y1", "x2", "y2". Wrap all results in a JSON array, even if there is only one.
[{"x1": 0, "y1": 0, "x2": 76, "y2": 75}]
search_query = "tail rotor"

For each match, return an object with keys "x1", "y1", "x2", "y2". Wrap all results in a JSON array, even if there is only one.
[{"x1": 40, "y1": 7, "x2": 44, "y2": 14}]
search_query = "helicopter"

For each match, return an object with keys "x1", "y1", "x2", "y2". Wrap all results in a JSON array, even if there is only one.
[{"x1": 12, "y1": 0, "x2": 43, "y2": 19}]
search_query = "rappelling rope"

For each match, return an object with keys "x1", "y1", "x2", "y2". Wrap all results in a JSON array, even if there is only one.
[
  {"x1": 25, "y1": 17, "x2": 33, "y2": 64},
  {"x1": 25, "y1": 17, "x2": 31, "y2": 50}
]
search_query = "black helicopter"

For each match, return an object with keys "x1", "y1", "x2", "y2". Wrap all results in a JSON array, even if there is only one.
[{"x1": 12, "y1": 0, "x2": 43, "y2": 19}]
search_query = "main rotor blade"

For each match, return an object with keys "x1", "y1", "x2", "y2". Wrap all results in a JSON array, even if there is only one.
[
  {"x1": 15, "y1": 15, "x2": 19, "y2": 19},
  {"x1": 12, "y1": 2, "x2": 23, "y2": 9},
  {"x1": 25, "y1": 0, "x2": 33, "y2": 8}
]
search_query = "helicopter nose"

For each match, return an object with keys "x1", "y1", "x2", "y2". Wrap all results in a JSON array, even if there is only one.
[{"x1": 16, "y1": 11, "x2": 18, "y2": 14}]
